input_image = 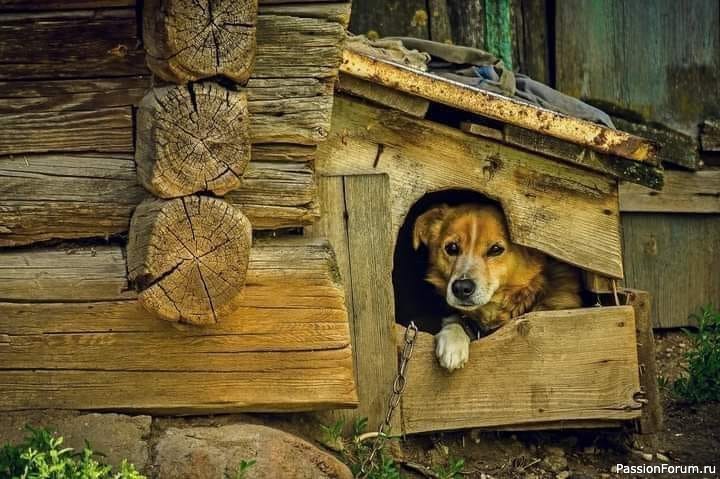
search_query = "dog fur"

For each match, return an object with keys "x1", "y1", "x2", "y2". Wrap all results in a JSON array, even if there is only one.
[{"x1": 413, "y1": 203, "x2": 582, "y2": 371}]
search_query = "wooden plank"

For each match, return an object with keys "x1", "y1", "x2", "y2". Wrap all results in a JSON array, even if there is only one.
[
  {"x1": 337, "y1": 73, "x2": 430, "y2": 118},
  {"x1": 582, "y1": 272, "x2": 614, "y2": 294},
  {"x1": 348, "y1": 0, "x2": 429, "y2": 38},
  {"x1": 0, "y1": 1, "x2": 135, "y2": 10},
  {"x1": 484, "y1": 0, "x2": 513, "y2": 68},
  {"x1": 460, "y1": 121, "x2": 504, "y2": 141},
  {"x1": 398, "y1": 307, "x2": 641, "y2": 433},
  {"x1": 502, "y1": 124, "x2": 664, "y2": 190},
  {"x1": 0, "y1": 153, "x2": 318, "y2": 247},
  {"x1": 0, "y1": 77, "x2": 149, "y2": 114},
  {"x1": 447, "y1": 0, "x2": 484, "y2": 49},
  {"x1": 259, "y1": 2, "x2": 351, "y2": 26},
  {"x1": 0, "y1": 238, "x2": 357, "y2": 413},
  {"x1": 555, "y1": 0, "x2": 720, "y2": 137},
  {"x1": 0, "y1": 10, "x2": 147, "y2": 80},
  {"x1": 619, "y1": 170, "x2": 720, "y2": 214},
  {"x1": 701, "y1": 119, "x2": 720, "y2": 152},
  {"x1": 626, "y1": 289, "x2": 663, "y2": 436},
  {"x1": 427, "y1": 0, "x2": 452, "y2": 43},
  {"x1": 613, "y1": 117, "x2": 701, "y2": 170},
  {"x1": 622, "y1": 214, "x2": 720, "y2": 328},
  {"x1": 0, "y1": 107, "x2": 133, "y2": 155},
  {"x1": 513, "y1": 0, "x2": 549, "y2": 84},
  {"x1": 340, "y1": 49, "x2": 658, "y2": 164},
  {"x1": 318, "y1": 95, "x2": 625, "y2": 278},
  {"x1": 343, "y1": 175, "x2": 398, "y2": 431}
]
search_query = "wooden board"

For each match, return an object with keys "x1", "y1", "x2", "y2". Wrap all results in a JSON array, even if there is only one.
[
  {"x1": 460, "y1": 121, "x2": 663, "y2": 189},
  {"x1": 0, "y1": 153, "x2": 318, "y2": 247},
  {"x1": 0, "y1": 1, "x2": 135, "y2": 10},
  {"x1": 0, "y1": 238, "x2": 358, "y2": 413},
  {"x1": 337, "y1": 73, "x2": 430, "y2": 118},
  {"x1": 556, "y1": 0, "x2": 720, "y2": 137},
  {"x1": 622, "y1": 214, "x2": 720, "y2": 328},
  {"x1": 348, "y1": 0, "x2": 429, "y2": 38},
  {"x1": 612, "y1": 117, "x2": 701, "y2": 170},
  {"x1": 701, "y1": 120, "x2": 720, "y2": 152},
  {"x1": 318, "y1": 95, "x2": 625, "y2": 278},
  {"x1": 340, "y1": 49, "x2": 658, "y2": 164},
  {"x1": 397, "y1": 307, "x2": 642, "y2": 433},
  {"x1": 619, "y1": 169, "x2": 720, "y2": 214},
  {"x1": 306, "y1": 175, "x2": 398, "y2": 432}
]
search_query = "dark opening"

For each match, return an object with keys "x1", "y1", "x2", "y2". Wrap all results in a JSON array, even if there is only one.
[{"x1": 392, "y1": 189, "x2": 502, "y2": 334}]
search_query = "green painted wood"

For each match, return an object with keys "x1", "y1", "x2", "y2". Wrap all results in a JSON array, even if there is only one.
[
  {"x1": 622, "y1": 214, "x2": 720, "y2": 328},
  {"x1": 556, "y1": 0, "x2": 720, "y2": 136},
  {"x1": 484, "y1": 0, "x2": 513, "y2": 69}
]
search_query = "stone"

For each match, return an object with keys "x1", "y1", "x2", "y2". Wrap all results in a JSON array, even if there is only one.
[
  {"x1": 154, "y1": 424, "x2": 352, "y2": 479},
  {"x1": 542, "y1": 454, "x2": 568, "y2": 473},
  {"x1": 0, "y1": 411, "x2": 151, "y2": 471}
]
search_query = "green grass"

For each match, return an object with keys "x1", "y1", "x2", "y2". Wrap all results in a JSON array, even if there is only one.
[
  {"x1": 0, "y1": 427, "x2": 144, "y2": 479},
  {"x1": 672, "y1": 305, "x2": 720, "y2": 403}
]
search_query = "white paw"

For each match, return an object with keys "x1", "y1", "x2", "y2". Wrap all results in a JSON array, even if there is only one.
[{"x1": 435, "y1": 323, "x2": 470, "y2": 372}]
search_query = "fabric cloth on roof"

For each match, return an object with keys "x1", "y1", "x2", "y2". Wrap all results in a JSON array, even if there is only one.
[{"x1": 347, "y1": 35, "x2": 614, "y2": 128}]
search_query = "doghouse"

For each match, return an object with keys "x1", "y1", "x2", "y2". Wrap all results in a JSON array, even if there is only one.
[{"x1": 0, "y1": 0, "x2": 661, "y2": 442}]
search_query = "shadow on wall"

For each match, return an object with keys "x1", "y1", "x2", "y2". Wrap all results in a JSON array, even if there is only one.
[{"x1": 392, "y1": 189, "x2": 502, "y2": 334}]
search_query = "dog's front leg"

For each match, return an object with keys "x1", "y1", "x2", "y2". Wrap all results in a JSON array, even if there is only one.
[{"x1": 434, "y1": 315, "x2": 471, "y2": 372}]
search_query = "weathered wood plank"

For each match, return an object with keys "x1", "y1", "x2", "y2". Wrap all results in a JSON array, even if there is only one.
[
  {"x1": 613, "y1": 117, "x2": 701, "y2": 170},
  {"x1": 0, "y1": 153, "x2": 318, "y2": 247},
  {"x1": 427, "y1": 0, "x2": 452, "y2": 43},
  {"x1": 555, "y1": 0, "x2": 720, "y2": 137},
  {"x1": 447, "y1": 0, "x2": 484, "y2": 49},
  {"x1": 340, "y1": 49, "x2": 658, "y2": 164},
  {"x1": 343, "y1": 175, "x2": 399, "y2": 431},
  {"x1": 0, "y1": 77, "x2": 149, "y2": 114},
  {"x1": 619, "y1": 170, "x2": 720, "y2": 214},
  {"x1": 0, "y1": 108, "x2": 133, "y2": 155},
  {"x1": 701, "y1": 120, "x2": 720, "y2": 152},
  {"x1": 397, "y1": 307, "x2": 642, "y2": 433},
  {"x1": 513, "y1": 0, "x2": 549, "y2": 84},
  {"x1": 0, "y1": 10, "x2": 147, "y2": 80},
  {"x1": 622, "y1": 214, "x2": 720, "y2": 328},
  {"x1": 337, "y1": 73, "x2": 429, "y2": 118},
  {"x1": 348, "y1": 0, "x2": 429, "y2": 38},
  {"x1": 0, "y1": 1, "x2": 135, "y2": 10},
  {"x1": 319, "y1": 95, "x2": 625, "y2": 278},
  {"x1": 0, "y1": 238, "x2": 357, "y2": 412},
  {"x1": 259, "y1": 2, "x2": 351, "y2": 25}
]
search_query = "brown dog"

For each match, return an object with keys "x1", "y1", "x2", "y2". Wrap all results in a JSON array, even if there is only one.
[{"x1": 413, "y1": 203, "x2": 582, "y2": 371}]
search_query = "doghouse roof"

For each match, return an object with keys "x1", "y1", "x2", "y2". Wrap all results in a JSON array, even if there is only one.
[{"x1": 339, "y1": 49, "x2": 663, "y2": 189}]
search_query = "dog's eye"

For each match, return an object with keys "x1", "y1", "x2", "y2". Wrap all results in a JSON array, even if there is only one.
[
  {"x1": 444, "y1": 242, "x2": 460, "y2": 256},
  {"x1": 487, "y1": 244, "x2": 505, "y2": 257}
]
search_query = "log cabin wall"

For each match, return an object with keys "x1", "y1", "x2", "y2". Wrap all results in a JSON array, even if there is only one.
[
  {"x1": 0, "y1": 0, "x2": 359, "y2": 412},
  {"x1": 348, "y1": 0, "x2": 720, "y2": 329}
]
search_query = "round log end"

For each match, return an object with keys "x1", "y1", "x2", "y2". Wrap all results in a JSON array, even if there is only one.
[
  {"x1": 144, "y1": 0, "x2": 258, "y2": 83},
  {"x1": 136, "y1": 83, "x2": 251, "y2": 198},
  {"x1": 127, "y1": 196, "x2": 252, "y2": 325}
]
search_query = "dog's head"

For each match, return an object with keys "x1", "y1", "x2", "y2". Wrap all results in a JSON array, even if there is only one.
[{"x1": 413, "y1": 203, "x2": 531, "y2": 311}]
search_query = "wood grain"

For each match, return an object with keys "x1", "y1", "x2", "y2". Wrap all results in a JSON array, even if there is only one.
[
  {"x1": 0, "y1": 238, "x2": 357, "y2": 413},
  {"x1": 613, "y1": 117, "x2": 701, "y2": 170},
  {"x1": 348, "y1": 0, "x2": 429, "y2": 38},
  {"x1": 318, "y1": 95, "x2": 625, "y2": 278},
  {"x1": 555, "y1": 0, "x2": 720, "y2": 137},
  {"x1": 0, "y1": 153, "x2": 317, "y2": 247},
  {"x1": 701, "y1": 120, "x2": 720, "y2": 152},
  {"x1": 0, "y1": 1, "x2": 135, "y2": 10},
  {"x1": 397, "y1": 307, "x2": 642, "y2": 433},
  {"x1": 337, "y1": 73, "x2": 430, "y2": 118},
  {"x1": 619, "y1": 170, "x2": 720, "y2": 214},
  {"x1": 622, "y1": 214, "x2": 720, "y2": 328}
]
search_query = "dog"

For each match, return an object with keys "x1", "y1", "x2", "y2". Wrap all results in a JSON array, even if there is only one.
[{"x1": 413, "y1": 203, "x2": 582, "y2": 372}]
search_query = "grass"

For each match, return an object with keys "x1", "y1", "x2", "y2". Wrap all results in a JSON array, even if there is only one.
[
  {"x1": 671, "y1": 305, "x2": 720, "y2": 403},
  {"x1": 0, "y1": 427, "x2": 144, "y2": 479}
]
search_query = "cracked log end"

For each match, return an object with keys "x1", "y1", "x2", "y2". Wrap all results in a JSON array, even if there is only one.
[
  {"x1": 136, "y1": 83, "x2": 251, "y2": 198},
  {"x1": 127, "y1": 196, "x2": 252, "y2": 325},
  {"x1": 143, "y1": 0, "x2": 258, "y2": 84}
]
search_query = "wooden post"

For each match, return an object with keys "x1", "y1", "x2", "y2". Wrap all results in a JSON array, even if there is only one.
[
  {"x1": 143, "y1": 0, "x2": 258, "y2": 84},
  {"x1": 135, "y1": 83, "x2": 251, "y2": 198},
  {"x1": 127, "y1": 196, "x2": 252, "y2": 325}
]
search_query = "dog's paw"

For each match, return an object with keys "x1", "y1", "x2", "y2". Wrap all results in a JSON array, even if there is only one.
[{"x1": 435, "y1": 323, "x2": 470, "y2": 372}]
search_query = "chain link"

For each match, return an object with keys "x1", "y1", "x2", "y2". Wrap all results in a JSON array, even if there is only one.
[{"x1": 357, "y1": 321, "x2": 418, "y2": 479}]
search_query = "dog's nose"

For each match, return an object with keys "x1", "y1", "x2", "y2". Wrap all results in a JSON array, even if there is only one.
[{"x1": 451, "y1": 279, "x2": 476, "y2": 299}]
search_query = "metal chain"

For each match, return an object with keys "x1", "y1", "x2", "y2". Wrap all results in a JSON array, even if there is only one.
[{"x1": 357, "y1": 321, "x2": 418, "y2": 479}]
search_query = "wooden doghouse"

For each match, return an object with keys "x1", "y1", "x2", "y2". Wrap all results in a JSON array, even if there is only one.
[{"x1": 310, "y1": 49, "x2": 664, "y2": 436}]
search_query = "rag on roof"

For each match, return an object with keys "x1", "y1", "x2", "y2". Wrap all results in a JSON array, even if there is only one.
[{"x1": 346, "y1": 35, "x2": 614, "y2": 128}]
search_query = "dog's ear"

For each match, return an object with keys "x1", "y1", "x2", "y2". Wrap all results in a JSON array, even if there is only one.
[{"x1": 413, "y1": 205, "x2": 448, "y2": 250}]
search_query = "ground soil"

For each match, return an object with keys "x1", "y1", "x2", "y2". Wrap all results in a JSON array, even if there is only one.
[{"x1": 393, "y1": 330, "x2": 720, "y2": 479}]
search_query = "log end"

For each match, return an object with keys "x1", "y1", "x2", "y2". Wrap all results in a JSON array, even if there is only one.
[
  {"x1": 136, "y1": 83, "x2": 251, "y2": 198},
  {"x1": 128, "y1": 196, "x2": 252, "y2": 325}
]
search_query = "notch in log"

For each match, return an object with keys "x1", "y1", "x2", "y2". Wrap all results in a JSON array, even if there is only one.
[
  {"x1": 127, "y1": 196, "x2": 252, "y2": 325},
  {"x1": 136, "y1": 83, "x2": 251, "y2": 198},
  {"x1": 143, "y1": 0, "x2": 258, "y2": 84}
]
